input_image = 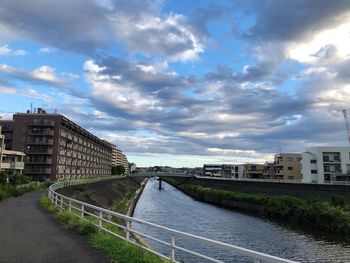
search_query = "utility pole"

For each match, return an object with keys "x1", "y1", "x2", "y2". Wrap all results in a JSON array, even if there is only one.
[{"x1": 343, "y1": 109, "x2": 350, "y2": 145}]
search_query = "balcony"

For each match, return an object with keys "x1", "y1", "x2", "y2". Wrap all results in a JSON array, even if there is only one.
[
  {"x1": 25, "y1": 168, "x2": 51, "y2": 174},
  {"x1": 28, "y1": 148, "x2": 53, "y2": 154},
  {"x1": 1, "y1": 161, "x2": 24, "y2": 170},
  {"x1": 28, "y1": 139, "x2": 54, "y2": 145},
  {"x1": 29, "y1": 130, "x2": 54, "y2": 136},
  {"x1": 30, "y1": 120, "x2": 55, "y2": 126},
  {"x1": 27, "y1": 159, "x2": 52, "y2": 165}
]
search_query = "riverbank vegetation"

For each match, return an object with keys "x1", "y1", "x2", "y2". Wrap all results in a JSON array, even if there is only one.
[
  {"x1": 165, "y1": 179, "x2": 350, "y2": 237},
  {"x1": 40, "y1": 194, "x2": 165, "y2": 263},
  {"x1": 0, "y1": 172, "x2": 50, "y2": 202}
]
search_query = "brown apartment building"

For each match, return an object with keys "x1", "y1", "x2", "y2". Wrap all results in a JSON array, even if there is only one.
[{"x1": 0, "y1": 108, "x2": 113, "y2": 181}]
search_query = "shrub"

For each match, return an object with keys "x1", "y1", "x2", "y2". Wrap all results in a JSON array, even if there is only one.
[
  {"x1": 0, "y1": 172, "x2": 8, "y2": 184},
  {"x1": 331, "y1": 195, "x2": 345, "y2": 208},
  {"x1": 8, "y1": 174, "x2": 30, "y2": 185}
]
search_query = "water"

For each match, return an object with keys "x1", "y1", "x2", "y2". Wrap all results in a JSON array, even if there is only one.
[{"x1": 132, "y1": 178, "x2": 350, "y2": 262}]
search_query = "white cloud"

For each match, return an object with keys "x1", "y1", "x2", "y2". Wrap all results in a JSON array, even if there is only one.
[
  {"x1": 0, "y1": 63, "x2": 73, "y2": 88},
  {"x1": 288, "y1": 16, "x2": 350, "y2": 63},
  {"x1": 0, "y1": 44, "x2": 27, "y2": 56},
  {"x1": 0, "y1": 86, "x2": 16, "y2": 94},
  {"x1": 113, "y1": 12, "x2": 203, "y2": 61},
  {"x1": 38, "y1": 47, "x2": 56, "y2": 53},
  {"x1": 24, "y1": 88, "x2": 52, "y2": 102}
]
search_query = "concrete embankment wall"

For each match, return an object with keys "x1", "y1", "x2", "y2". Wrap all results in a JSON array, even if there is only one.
[{"x1": 169, "y1": 177, "x2": 350, "y2": 203}]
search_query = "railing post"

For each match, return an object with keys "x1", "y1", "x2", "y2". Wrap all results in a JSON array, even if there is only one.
[
  {"x1": 55, "y1": 194, "x2": 58, "y2": 207},
  {"x1": 69, "y1": 201, "x2": 72, "y2": 212},
  {"x1": 60, "y1": 196, "x2": 63, "y2": 210},
  {"x1": 99, "y1": 211, "x2": 103, "y2": 231},
  {"x1": 254, "y1": 259, "x2": 262, "y2": 263},
  {"x1": 81, "y1": 204, "x2": 84, "y2": 218},
  {"x1": 170, "y1": 234, "x2": 175, "y2": 262},
  {"x1": 126, "y1": 221, "x2": 130, "y2": 242}
]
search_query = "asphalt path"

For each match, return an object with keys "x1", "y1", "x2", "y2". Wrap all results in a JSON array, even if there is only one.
[{"x1": 0, "y1": 190, "x2": 110, "y2": 263}]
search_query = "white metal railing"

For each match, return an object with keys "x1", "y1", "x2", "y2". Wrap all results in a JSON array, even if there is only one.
[{"x1": 48, "y1": 178, "x2": 298, "y2": 263}]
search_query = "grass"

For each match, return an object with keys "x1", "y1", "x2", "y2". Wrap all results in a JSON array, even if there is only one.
[
  {"x1": 0, "y1": 182, "x2": 50, "y2": 202},
  {"x1": 40, "y1": 194, "x2": 165, "y2": 263},
  {"x1": 165, "y1": 179, "x2": 350, "y2": 237}
]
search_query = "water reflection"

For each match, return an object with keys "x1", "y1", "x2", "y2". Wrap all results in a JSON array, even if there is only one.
[{"x1": 132, "y1": 178, "x2": 350, "y2": 263}]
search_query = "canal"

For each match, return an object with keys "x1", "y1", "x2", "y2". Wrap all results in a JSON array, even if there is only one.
[{"x1": 132, "y1": 178, "x2": 350, "y2": 262}]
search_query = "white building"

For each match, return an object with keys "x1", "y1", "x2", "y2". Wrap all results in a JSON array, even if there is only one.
[
  {"x1": 301, "y1": 147, "x2": 350, "y2": 184},
  {"x1": 231, "y1": 165, "x2": 245, "y2": 179},
  {"x1": 203, "y1": 164, "x2": 222, "y2": 177}
]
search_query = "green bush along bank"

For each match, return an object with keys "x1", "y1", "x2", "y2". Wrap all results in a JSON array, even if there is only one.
[
  {"x1": 165, "y1": 178, "x2": 350, "y2": 237},
  {"x1": 0, "y1": 172, "x2": 50, "y2": 202},
  {"x1": 40, "y1": 194, "x2": 165, "y2": 263}
]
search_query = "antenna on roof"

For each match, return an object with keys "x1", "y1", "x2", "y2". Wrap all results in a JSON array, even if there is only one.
[{"x1": 30, "y1": 103, "x2": 33, "y2": 113}]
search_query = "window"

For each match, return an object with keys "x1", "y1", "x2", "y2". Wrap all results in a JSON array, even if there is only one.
[
  {"x1": 288, "y1": 167, "x2": 293, "y2": 171},
  {"x1": 311, "y1": 170, "x2": 318, "y2": 174},
  {"x1": 287, "y1": 157, "x2": 293, "y2": 161},
  {"x1": 310, "y1": 160, "x2": 316, "y2": 164},
  {"x1": 323, "y1": 156, "x2": 329, "y2": 162}
]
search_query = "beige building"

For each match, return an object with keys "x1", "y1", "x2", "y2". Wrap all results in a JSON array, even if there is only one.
[
  {"x1": 111, "y1": 144, "x2": 128, "y2": 174},
  {"x1": 274, "y1": 153, "x2": 302, "y2": 180},
  {"x1": 0, "y1": 126, "x2": 25, "y2": 175}
]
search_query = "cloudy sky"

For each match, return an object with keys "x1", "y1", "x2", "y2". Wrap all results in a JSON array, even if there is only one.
[{"x1": 0, "y1": 0, "x2": 349, "y2": 167}]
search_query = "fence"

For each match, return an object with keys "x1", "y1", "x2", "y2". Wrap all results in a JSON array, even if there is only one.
[{"x1": 48, "y1": 177, "x2": 298, "y2": 263}]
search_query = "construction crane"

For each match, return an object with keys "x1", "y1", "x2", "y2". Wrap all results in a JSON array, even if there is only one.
[{"x1": 343, "y1": 109, "x2": 350, "y2": 145}]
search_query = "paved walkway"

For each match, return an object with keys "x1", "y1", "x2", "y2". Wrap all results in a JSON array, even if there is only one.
[{"x1": 0, "y1": 190, "x2": 110, "y2": 263}]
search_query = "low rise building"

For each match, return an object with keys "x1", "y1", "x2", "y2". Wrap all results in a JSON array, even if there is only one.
[
  {"x1": 0, "y1": 126, "x2": 25, "y2": 175},
  {"x1": 129, "y1": 162, "x2": 136, "y2": 173},
  {"x1": 263, "y1": 162, "x2": 275, "y2": 179},
  {"x1": 302, "y1": 147, "x2": 350, "y2": 184},
  {"x1": 203, "y1": 164, "x2": 222, "y2": 177},
  {"x1": 203, "y1": 164, "x2": 244, "y2": 178},
  {"x1": 243, "y1": 164, "x2": 264, "y2": 179},
  {"x1": 230, "y1": 165, "x2": 245, "y2": 179},
  {"x1": 274, "y1": 153, "x2": 302, "y2": 181}
]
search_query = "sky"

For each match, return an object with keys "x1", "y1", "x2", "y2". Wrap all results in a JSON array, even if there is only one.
[{"x1": 0, "y1": 0, "x2": 350, "y2": 167}]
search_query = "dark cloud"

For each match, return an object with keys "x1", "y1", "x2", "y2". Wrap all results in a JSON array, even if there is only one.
[
  {"x1": 0, "y1": 0, "x2": 203, "y2": 60},
  {"x1": 243, "y1": 0, "x2": 350, "y2": 42},
  {"x1": 0, "y1": 0, "x2": 110, "y2": 54}
]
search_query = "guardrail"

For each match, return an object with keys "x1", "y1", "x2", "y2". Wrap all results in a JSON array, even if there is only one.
[{"x1": 48, "y1": 177, "x2": 298, "y2": 263}]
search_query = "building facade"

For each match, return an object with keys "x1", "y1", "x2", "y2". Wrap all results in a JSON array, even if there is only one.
[
  {"x1": 0, "y1": 109, "x2": 113, "y2": 181},
  {"x1": 274, "y1": 153, "x2": 302, "y2": 181},
  {"x1": 203, "y1": 164, "x2": 223, "y2": 177},
  {"x1": 302, "y1": 147, "x2": 350, "y2": 184},
  {"x1": 111, "y1": 144, "x2": 128, "y2": 174},
  {"x1": 243, "y1": 164, "x2": 264, "y2": 179},
  {"x1": 230, "y1": 165, "x2": 245, "y2": 179},
  {"x1": 0, "y1": 126, "x2": 25, "y2": 175},
  {"x1": 203, "y1": 164, "x2": 244, "y2": 178}
]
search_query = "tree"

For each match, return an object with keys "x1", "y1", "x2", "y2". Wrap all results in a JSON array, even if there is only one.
[
  {"x1": 112, "y1": 165, "x2": 125, "y2": 175},
  {"x1": 8, "y1": 173, "x2": 30, "y2": 185}
]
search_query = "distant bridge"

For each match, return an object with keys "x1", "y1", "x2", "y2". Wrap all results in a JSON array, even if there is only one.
[
  {"x1": 127, "y1": 173, "x2": 191, "y2": 189},
  {"x1": 127, "y1": 173, "x2": 192, "y2": 178}
]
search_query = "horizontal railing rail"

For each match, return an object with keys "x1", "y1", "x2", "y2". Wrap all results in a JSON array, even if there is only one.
[{"x1": 48, "y1": 177, "x2": 298, "y2": 263}]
